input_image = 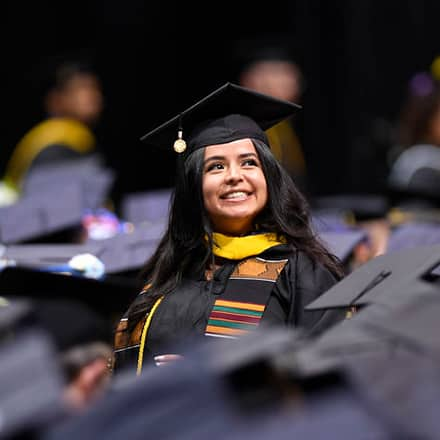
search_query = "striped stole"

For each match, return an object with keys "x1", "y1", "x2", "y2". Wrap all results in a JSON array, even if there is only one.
[{"x1": 205, "y1": 256, "x2": 288, "y2": 339}]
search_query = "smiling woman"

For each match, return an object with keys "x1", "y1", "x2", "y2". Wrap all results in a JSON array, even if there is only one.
[
  {"x1": 202, "y1": 139, "x2": 268, "y2": 235},
  {"x1": 113, "y1": 83, "x2": 345, "y2": 373}
]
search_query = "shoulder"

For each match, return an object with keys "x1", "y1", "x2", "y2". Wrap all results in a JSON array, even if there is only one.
[{"x1": 286, "y1": 250, "x2": 339, "y2": 290}]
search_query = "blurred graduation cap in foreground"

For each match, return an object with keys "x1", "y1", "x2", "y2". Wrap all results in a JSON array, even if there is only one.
[
  {"x1": 140, "y1": 82, "x2": 301, "y2": 155},
  {"x1": 42, "y1": 326, "x2": 400, "y2": 440},
  {"x1": 306, "y1": 243, "x2": 440, "y2": 311},
  {"x1": 359, "y1": 287, "x2": 440, "y2": 362},
  {"x1": 0, "y1": 329, "x2": 65, "y2": 440},
  {"x1": 0, "y1": 265, "x2": 141, "y2": 347}
]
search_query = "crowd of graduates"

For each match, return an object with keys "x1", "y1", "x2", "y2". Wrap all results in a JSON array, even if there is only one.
[{"x1": 2, "y1": 48, "x2": 440, "y2": 440}]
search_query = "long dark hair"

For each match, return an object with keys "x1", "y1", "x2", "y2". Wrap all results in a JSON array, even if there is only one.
[{"x1": 128, "y1": 139, "x2": 343, "y2": 321}]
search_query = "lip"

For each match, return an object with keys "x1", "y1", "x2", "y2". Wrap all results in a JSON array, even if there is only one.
[{"x1": 220, "y1": 191, "x2": 251, "y2": 200}]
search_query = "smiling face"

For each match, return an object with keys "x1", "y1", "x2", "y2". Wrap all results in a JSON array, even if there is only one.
[{"x1": 202, "y1": 138, "x2": 268, "y2": 236}]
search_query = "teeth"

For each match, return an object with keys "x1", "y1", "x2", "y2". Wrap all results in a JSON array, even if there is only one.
[{"x1": 223, "y1": 191, "x2": 247, "y2": 199}]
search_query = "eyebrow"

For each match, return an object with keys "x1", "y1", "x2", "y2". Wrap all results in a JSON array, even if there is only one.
[{"x1": 203, "y1": 152, "x2": 258, "y2": 166}]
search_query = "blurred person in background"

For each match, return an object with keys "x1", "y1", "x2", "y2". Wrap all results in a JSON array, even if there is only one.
[
  {"x1": 0, "y1": 57, "x2": 104, "y2": 204},
  {"x1": 388, "y1": 59, "x2": 440, "y2": 211},
  {"x1": 233, "y1": 35, "x2": 309, "y2": 194},
  {"x1": 381, "y1": 58, "x2": 440, "y2": 253}
]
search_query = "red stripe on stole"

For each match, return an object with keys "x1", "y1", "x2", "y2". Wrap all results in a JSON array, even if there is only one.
[{"x1": 210, "y1": 311, "x2": 261, "y2": 324}]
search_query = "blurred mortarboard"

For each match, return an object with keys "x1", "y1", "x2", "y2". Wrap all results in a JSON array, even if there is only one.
[
  {"x1": 120, "y1": 188, "x2": 172, "y2": 224},
  {"x1": 0, "y1": 330, "x2": 65, "y2": 439},
  {"x1": 0, "y1": 266, "x2": 141, "y2": 347},
  {"x1": 0, "y1": 183, "x2": 84, "y2": 244},
  {"x1": 311, "y1": 194, "x2": 389, "y2": 222},
  {"x1": 387, "y1": 221, "x2": 440, "y2": 253},
  {"x1": 311, "y1": 211, "x2": 352, "y2": 233},
  {"x1": 359, "y1": 287, "x2": 440, "y2": 361},
  {"x1": 140, "y1": 82, "x2": 301, "y2": 156},
  {"x1": 1, "y1": 242, "x2": 103, "y2": 267},
  {"x1": 305, "y1": 243, "x2": 440, "y2": 311},
  {"x1": 22, "y1": 155, "x2": 115, "y2": 210},
  {"x1": 290, "y1": 304, "x2": 404, "y2": 377},
  {"x1": 90, "y1": 222, "x2": 164, "y2": 275},
  {"x1": 317, "y1": 229, "x2": 368, "y2": 263}
]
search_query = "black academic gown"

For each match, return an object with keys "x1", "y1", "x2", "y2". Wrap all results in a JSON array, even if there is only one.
[{"x1": 114, "y1": 244, "x2": 344, "y2": 371}]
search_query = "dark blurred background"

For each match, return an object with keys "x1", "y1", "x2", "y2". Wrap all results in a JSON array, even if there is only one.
[{"x1": 4, "y1": 0, "x2": 440, "y2": 203}]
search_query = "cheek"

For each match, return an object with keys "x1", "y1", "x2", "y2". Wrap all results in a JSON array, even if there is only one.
[
  {"x1": 255, "y1": 172, "x2": 268, "y2": 202},
  {"x1": 202, "y1": 176, "x2": 217, "y2": 208}
]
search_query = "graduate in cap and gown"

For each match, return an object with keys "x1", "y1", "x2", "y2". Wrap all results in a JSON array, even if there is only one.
[{"x1": 113, "y1": 83, "x2": 345, "y2": 373}]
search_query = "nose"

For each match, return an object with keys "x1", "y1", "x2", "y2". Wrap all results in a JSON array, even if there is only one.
[{"x1": 225, "y1": 163, "x2": 243, "y2": 184}]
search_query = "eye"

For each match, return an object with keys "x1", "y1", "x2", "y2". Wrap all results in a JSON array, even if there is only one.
[
  {"x1": 242, "y1": 158, "x2": 258, "y2": 167},
  {"x1": 206, "y1": 162, "x2": 224, "y2": 172}
]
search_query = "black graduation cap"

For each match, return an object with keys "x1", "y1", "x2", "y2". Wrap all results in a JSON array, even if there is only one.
[
  {"x1": 305, "y1": 243, "x2": 440, "y2": 311},
  {"x1": 317, "y1": 229, "x2": 368, "y2": 263},
  {"x1": 140, "y1": 82, "x2": 301, "y2": 155},
  {"x1": 0, "y1": 183, "x2": 85, "y2": 244},
  {"x1": 0, "y1": 265, "x2": 142, "y2": 348}
]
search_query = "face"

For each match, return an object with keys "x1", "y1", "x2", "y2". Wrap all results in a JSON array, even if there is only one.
[
  {"x1": 51, "y1": 73, "x2": 104, "y2": 125},
  {"x1": 202, "y1": 139, "x2": 268, "y2": 235},
  {"x1": 240, "y1": 60, "x2": 302, "y2": 103}
]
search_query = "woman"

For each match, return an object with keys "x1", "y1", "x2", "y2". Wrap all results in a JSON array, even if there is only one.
[{"x1": 114, "y1": 83, "x2": 345, "y2": 373}]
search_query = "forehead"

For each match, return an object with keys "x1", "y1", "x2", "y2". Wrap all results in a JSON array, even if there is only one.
[{"x1": 203, "y1": 138, "x2": 257, "y2": 159}]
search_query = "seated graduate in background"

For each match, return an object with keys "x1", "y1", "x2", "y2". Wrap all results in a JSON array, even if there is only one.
[
  {"x1": 113, "y1": 82, "x2": 345, "y2": 374},
  {"x1": 232, "y1": 35, "x2": 309, "y2": 194},
  {"x1": 1, "y1": 57, "x2": 104, "y2": 201},
  {"x1": 388, "y1": 65, "x2": 440, "y2": 210}
]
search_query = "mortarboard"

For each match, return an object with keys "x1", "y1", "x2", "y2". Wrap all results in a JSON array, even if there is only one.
[
  {"x1": 386, "y1": 221, "x2": 440, "y2": 253},
  {"x1": 140, "y1": 82, "x2": 301, "y2": 155},
  {"x1": 0, "y1": 183, "x2": 85, "y2": 244},
  {"x1": 305, "y1": 243, "x2": 440, "y2": 311},
  {"x1": 22, "y1": 154, "x2": 115, "y2": 211},
  {"x1": 359, "y1": 287, "x2": 440, "y2": 361},
  {"x1": 0, "y1": 265, "x2": 142, "y2": 347},
  {"x1": 311, "y1": 211, "x2": 352, "y2": 233},
  {"x1": 120, "y1": 188, "x2": 173, "y2": 224},
  {"x1": 0, "y1": 330, "x2": 65, "y2": 439},
  {"x1": 89, "y1": 222, "x2": 164, "y2": 275},
  {"x1": 1, "y1": 242, "x2": 103, "y2": 267},
  {"x1": 317, "y1": 229, "x2": 368, "y2": 263}
]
